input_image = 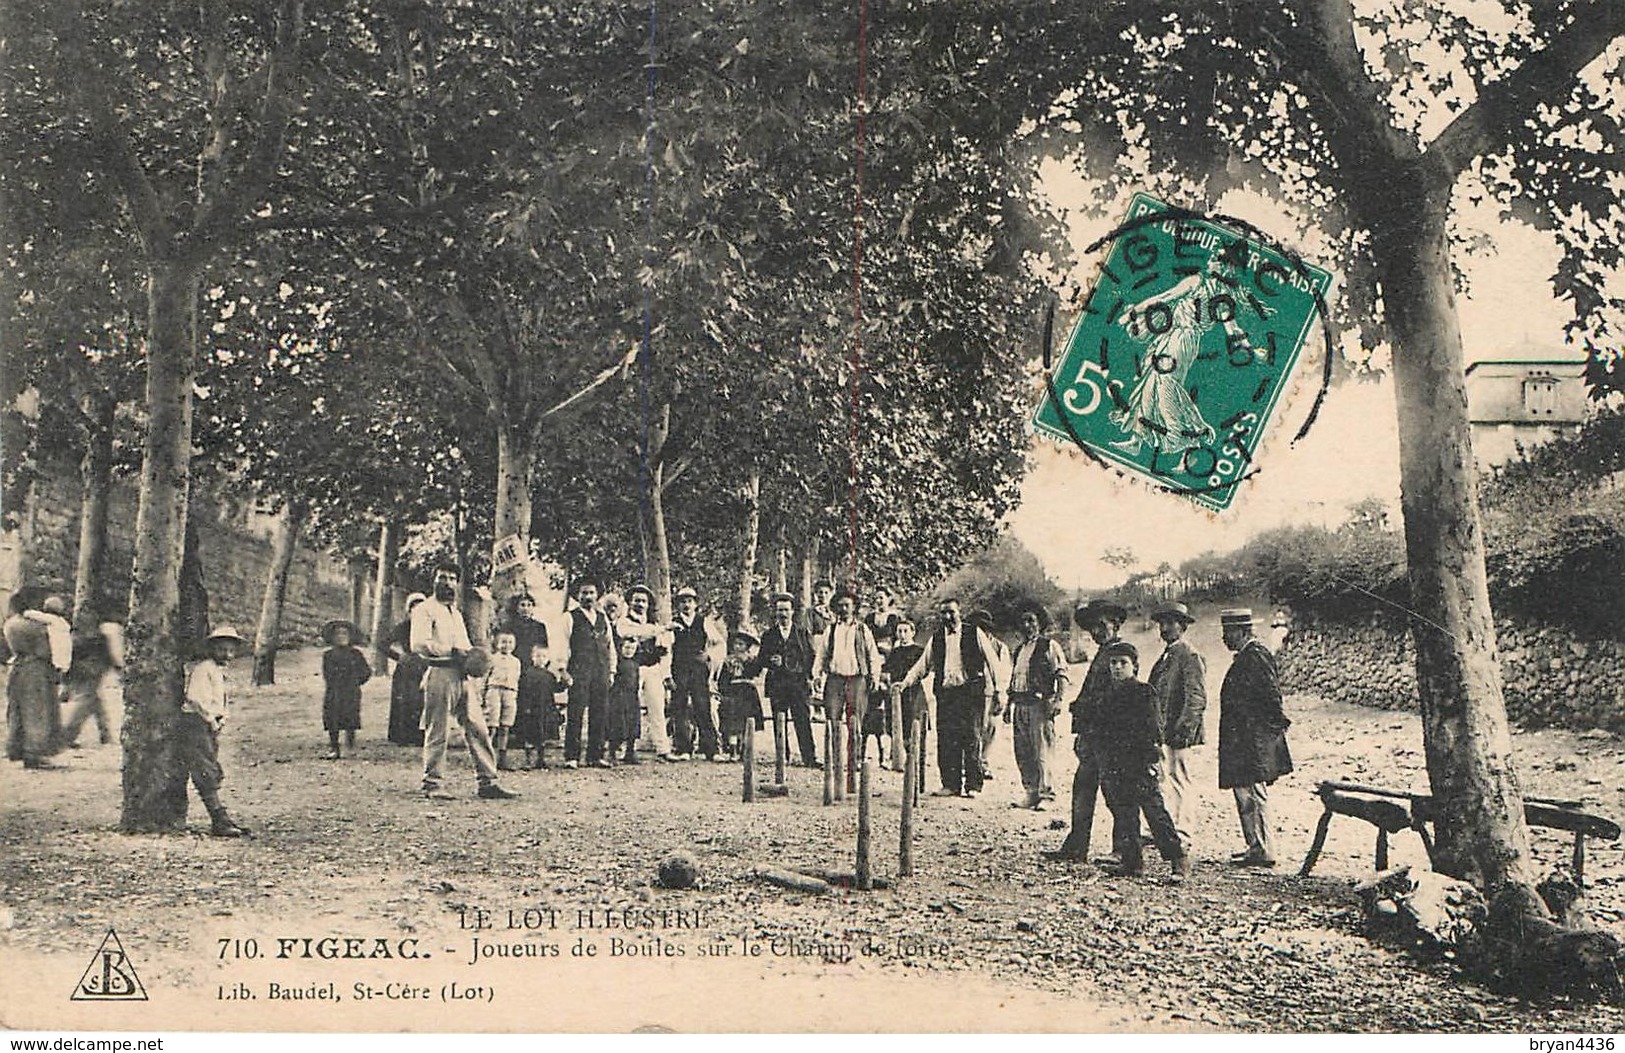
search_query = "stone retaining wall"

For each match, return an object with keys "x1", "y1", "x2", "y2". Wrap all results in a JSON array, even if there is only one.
[
  {"x1": 1279, "y1": 615, "x2": 1625, "y2": 733},
  {"x1": 4, "y1": 463, "x2": 353, "y2": 647}
]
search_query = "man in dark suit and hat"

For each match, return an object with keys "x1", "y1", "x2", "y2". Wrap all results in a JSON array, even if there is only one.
[
  {"x1": 1045, "y1": 598, "x2": 1129, "y2": 864},
  {"x1": 1149, "y1": 601, "x2": 1207, "y2": 852},
  {"x1": 758, "y1": 592, "x2": 818, "y2": 767},
  {"x1": 1218, "y1": 608, "x2": 1293, "y2": 866},
  {"x1": 669, "y1": 585, "x2": 719, "y2": 761}
]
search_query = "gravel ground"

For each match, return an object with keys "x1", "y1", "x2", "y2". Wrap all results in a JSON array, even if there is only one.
[{"x1": 2, "y1": 636, "x2": 1622, "y2": 1033}]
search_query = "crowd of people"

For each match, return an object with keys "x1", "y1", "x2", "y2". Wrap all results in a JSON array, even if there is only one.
[{"x1": 4, "y1": 566, "x2": 1295, "y2": 869}]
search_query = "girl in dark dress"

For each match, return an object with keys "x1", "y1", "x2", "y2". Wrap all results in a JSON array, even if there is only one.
[
  {"x1": 321, "y1": 621, "x2": 372, "y2": 758},
  {"x1": 386, "y1": 594, "x2": 428, "y2": 746}
]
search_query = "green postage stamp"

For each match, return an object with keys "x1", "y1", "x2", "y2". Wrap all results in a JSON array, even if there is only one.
[{"x1": 1033, "y1": 193, "x2": 1333, "y2": 511}]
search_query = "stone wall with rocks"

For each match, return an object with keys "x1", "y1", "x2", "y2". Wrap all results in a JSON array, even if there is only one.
[
  {"x1": 3, "y1": 463, "x2": 354, "y2": 647},
  {"x1": 1279, "y1": 614, "x2": 1625, "y2": 733}
]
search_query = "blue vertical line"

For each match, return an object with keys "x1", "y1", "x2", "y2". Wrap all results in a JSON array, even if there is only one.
[{"x1": 640, "y1": 0, "x2": 657, "y2": 582}]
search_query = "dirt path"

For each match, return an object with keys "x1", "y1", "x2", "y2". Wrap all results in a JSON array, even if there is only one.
[{"x1": 2, "y1": 641, "x2": 1622, "y2": 1033}]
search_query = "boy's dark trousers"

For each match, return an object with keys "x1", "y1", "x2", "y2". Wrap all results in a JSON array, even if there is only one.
[
  {"x1": 176, "y1": 712, "x2": 236, "y2": 829},
  {"x1": 1057, "y1": 736, "x2": 1124, "y2": 860},
  {"x1": 668, "y1": 660, "x2": 718, "y2": 758},
  {"x1": 565, "y1": 669, "x2": 610, "y2": 764},
  {"x1": 1101, "y1": 763, "x2": 1183, "y2": 872}
]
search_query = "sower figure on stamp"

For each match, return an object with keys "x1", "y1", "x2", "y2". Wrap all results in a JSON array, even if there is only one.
[
  {"x1": 1044, "y1": 598, "x2": 1129, "y2": 865},
  {"x1": 668, "y1": 586, "x2": 719, "y2": 762},
  {"x1": 897, "y1": 597, "x2": 1000, "y2": 799},
  {"x1": 759, "y1": 593, "x2": 818, "y2": 768},
  {"x1": 1148, "y1": 601, "x2": 1207, "y2": 853},
  {"x1": 813, "y1": 587, "x2": 882, "y2": 783},
  {"x1": 1218, "y1": 608, "x2": 1293, "y2": 867},
  {"x1": 1004, "y1": 605, "x2": 1069, "y2": 811},
  {"x1": 1095, "y1": 641, "x2": 1190, "y2": 881},
  {"x1": 562, "y1": 580, "x2": 615, "y2": 769},
  {"x1": 413, "y1": 562, "x2": 517, "y2": 800}
]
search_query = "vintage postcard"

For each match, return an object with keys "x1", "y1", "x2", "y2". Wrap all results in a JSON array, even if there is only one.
[{"x1": 2, "y1": 0, "x2": 1622, "y2": 1038}]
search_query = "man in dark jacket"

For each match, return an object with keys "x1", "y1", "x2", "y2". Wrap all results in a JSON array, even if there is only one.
[
  {"x1": 758, "y1": 593, "x2": 818, "y2": 767},
  {"x1": 1148, "y1": 601, "x2": 1207, "y2": 853},
  {"x1": 1044, "y1": 599, "x2": 1129, "y2": 865},
  {"x1": 1218, "y1": 608, "x2": 1293, "y2": 867},
  {"x1": 1095, "y1": 640, "x2": 1189, "y2": 881}
]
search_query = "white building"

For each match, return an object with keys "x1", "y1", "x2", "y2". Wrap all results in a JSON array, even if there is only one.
[{"x1": 1464, "y1": 356, "x2": 1591, "y2": 468}]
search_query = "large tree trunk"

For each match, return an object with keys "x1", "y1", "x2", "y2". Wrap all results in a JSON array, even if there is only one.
[
  {"x1": 736, "y1": 470, "x2": 761, "y2": 630},
  {"x1": 488, "y1": 422, "x2": 533, "y2": 636},
  {"x1": 648, "y1": 462, "x2": 673, "y2": 624},
  {"x1": 121, "y1": 257, "x2": 200, "y2": 834},
  {"x1": 251, "y1": 498, "x2": 307, "y2": 686},
  {"x1": 369, "y1": 519, "x2": 400, "y2": 675},
  {"x1": 71, "y1": 389, "x2": 117, "y2": 632},
  {"x1": 1372, "y1": 177, "x2": 1533, "y2": 891}
]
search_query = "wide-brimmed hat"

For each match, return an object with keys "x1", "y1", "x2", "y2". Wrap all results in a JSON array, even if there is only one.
[
  {"x1": 322, "y1": 619, "x2": 361, "y2": 645},
  {"x1": 1220, "y1": 608, "x2": 1257, "y2": 629},
  {"x1": 1151, "y1": 601, "x2": 1196, "y2": 625},
  {"x1": 207, "y1": 625, "x2": 246, "y2": 644},
  {"x1": 1073, "y1": 599, "x2": 1128, "y2": 628}
]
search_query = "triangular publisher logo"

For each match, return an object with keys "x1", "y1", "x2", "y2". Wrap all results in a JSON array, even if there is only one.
[{"x1": 71, "y1": 928, "x2": 148, "y2": 1001}]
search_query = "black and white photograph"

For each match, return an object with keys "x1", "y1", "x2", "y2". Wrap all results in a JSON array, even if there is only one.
[{"x1": 2, "y1": 0, "x2": 1623, "y2": 1037}]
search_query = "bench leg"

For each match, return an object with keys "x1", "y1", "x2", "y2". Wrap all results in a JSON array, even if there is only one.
[
  {"x1": 1573, "y1": 835, "x2": 1586, "y2": 887},
  {"x1": 1375, "y1": 828, "x2": 1390, "y2": 871},
  {"x1": 1300, "y1": 808, "x2": 1334, "y2": 877},
  {"x1": 1416, "y1": 827, "x2": 1436, "y2": 867}
]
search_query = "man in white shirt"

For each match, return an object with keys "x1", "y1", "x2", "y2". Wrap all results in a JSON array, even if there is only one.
[
  {"x1": 621, "y1": 586, "x2": 676, "y2": 762},
  {"x1": 813, "y1": 588, "x2": 881, "y2": 782},
  {"x1": 898, "y1": 597, "x2": 1000, "y2": 798},
  {"x1": 1003, "y1": 606, "x2": 1070, "y2": 809},
  {"x1": 412, "y1": 562, "x2": 517, "y2": 800}
]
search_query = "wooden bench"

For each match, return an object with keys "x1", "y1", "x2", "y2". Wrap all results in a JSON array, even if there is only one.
[{"x1": 1299, "y1": 779, "x2": 1621, "y2": 884}]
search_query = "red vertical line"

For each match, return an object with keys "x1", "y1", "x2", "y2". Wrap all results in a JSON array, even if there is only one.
[
  {"x1": 639, "y1": 0, "x2": 657, "y2": 581},
  {"x1": 848, "y1": 0, "x2": 868, "y2": 589}
]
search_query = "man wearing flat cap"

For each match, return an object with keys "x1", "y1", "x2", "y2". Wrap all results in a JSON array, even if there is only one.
[
  {"x1": 1218, "y1": 608, "x2": 1293, "y2": 867},
  {"x1": 1149, "y1": 601, "x2": 1207, "y2": 852},
  {"x1": 1045, "y1": 598, "x2": 1130, "y2": 864},
  {"x1": 758, "y1": 593, "x2": 818, "y2": 767},
  {"x1": 814, "y1": 587, "x2": 882, "y2": 782}
]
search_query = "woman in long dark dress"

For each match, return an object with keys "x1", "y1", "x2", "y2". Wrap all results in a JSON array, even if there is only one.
[
  {"x1": 386, "y1": 593, "x2": 428, "y2": 746},
  {"x1": 4, "y1": 587, "x2": 64, "y2": 769},
  {"x1": 321, "y1": 621, "x2": 372, "y2": 758}
]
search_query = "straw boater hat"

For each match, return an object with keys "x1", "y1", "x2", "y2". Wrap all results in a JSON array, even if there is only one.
[
  {"x1": 675, "y1": 585, "x2": 699, "y2": 601},
  {"x1": 627, "y1": 585, "x2": 654, "y2": 602},
  {"x1": 207, "y1": 625, "x2": 246, "y2": 644},
  {"x1": 1151, "y1": 601, "x2": 1197, "y2": 625},
  {"x1": 1220, "y1": 608, "x2": 1257, "y2": 629},
  {"x1": 1073, "y1": 598, "x2": 1129, "y2": 628},
  {"x1": 322, "y1": 618, "x2": 361, "y2": 645}
]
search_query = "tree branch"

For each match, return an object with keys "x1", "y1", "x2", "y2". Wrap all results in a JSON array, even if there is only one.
[{"x1": 1428, "y1": 0, "x2": 1625, "y2": 177}]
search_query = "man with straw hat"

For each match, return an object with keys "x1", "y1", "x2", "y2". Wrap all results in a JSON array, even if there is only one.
[
  {"x1": 179, "y1": 625, "x2": 252, "y2": 836},
  {"x1": 1148, "y1": 601, "x2": 1207, "y2": 852},
  {"x1": 1218, "y1": 608, "x2": 1293, "y2": 867}
]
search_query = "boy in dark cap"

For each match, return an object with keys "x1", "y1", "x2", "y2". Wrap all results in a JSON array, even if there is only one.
[{"x1": 1095, "y1": 639, "x2": 1190, "y2": 881}]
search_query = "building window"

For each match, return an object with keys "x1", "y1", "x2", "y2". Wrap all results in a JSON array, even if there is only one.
[{"x1": 1523, "y1": 375, "x2": 1559, "y2": 415}]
